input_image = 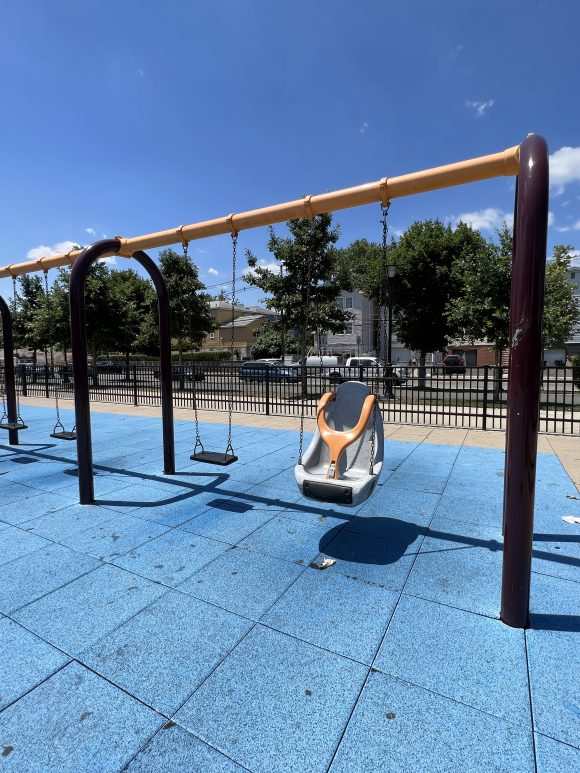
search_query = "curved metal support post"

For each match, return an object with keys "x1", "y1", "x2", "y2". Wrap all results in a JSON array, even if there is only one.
[
  {"x1": 69, "y1": 240, "x2": 175, "y2": 504},
  {"x1": 501, "y1": 134, "x2": 549, "y2": 628},
  {"x1": 0, "y1": 295, "x2": 19, "y2": 445}
]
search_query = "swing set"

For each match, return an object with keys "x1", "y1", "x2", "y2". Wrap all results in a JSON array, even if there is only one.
[{"x1": 0, "y1": 134, "x2": 549, "y2": 628}]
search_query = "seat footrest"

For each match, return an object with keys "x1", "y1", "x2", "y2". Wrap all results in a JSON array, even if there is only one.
[{"x1": 303, "y1": 479, "x2": 353, "y2": 505}]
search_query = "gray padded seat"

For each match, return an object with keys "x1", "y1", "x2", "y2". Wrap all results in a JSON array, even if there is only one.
[{"x1": 295, "y1": 380, "x2": 384, "y2": 507}]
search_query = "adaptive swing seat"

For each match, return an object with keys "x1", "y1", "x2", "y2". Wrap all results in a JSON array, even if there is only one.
[{"x1": 295, "y1": 380, "x2": 383, "y2": 507}]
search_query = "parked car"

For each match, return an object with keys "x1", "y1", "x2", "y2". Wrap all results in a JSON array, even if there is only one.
[
  {"x1": 439, "y1": 355, "x2": 466, "y2": 375},
  {"x1": 58, "y1": 362, "x2": 124, "y2": 379},
  {"x1": 153, "y1": 365, "x2": 205, "y2": 382},
  {"x1": 328, "y1": 357, "x2": 406, "y2": 386},
  {"x1": 239, "y1": 362, "x2": 301, "y2": 382},
  {"x1": 94, "y1": 360, "x2": 124, "y2": 374}
]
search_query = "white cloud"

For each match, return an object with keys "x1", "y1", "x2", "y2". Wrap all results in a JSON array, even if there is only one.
[
  {"x1": 27, "y1": 240, "x2": 79, "y2": 260},
  {"x1": 556, "y1": 219, "x2": 580, "y2": 233},
  {"x1": 208, "y1": 267, "x2": 219, "y2": 276},
  {"x1": 455, "y1": 208, "x2": 509, "y2": 231},
  {"x1": 465, "y1": 99, "x2": 495, "y2": 117},
  {"x1": 85, "y1": 227, "x2": 96, "y2": 236},
  {"x1": 245, "y1": 260, "x2": 280, "y2": 277},
  {"x1": 549, "y1": 146, "x2": 580, "y2": 195},
  {"x1": 26, "y1": 239, "x2": 116, "y2": 265},
  {"x1": 138, "y1": 68, "x2": 144, "y2": 78},
  {"x1": 359, "y1": 121, "x2": 369, "y2": 135},
  {"x1": 454, "y1": 208, "x2": 554, "y2": 232}
]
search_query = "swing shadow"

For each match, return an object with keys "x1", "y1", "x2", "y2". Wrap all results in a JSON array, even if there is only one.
[{"x1": 3, "y1": 444, "x2": 580, "y2": 585}]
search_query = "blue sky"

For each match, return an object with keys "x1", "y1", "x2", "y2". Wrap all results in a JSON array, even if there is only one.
[{"x1": 1, "y1": 0, "x2": 579, "y2": 306}]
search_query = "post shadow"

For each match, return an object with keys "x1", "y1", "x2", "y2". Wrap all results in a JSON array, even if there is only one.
[
  {"x1": 69, "y1": 239, "x2": 175, "y2": 504},
  {"x1": 0, "y1": 294, "x2": 20, "y2": 445}
]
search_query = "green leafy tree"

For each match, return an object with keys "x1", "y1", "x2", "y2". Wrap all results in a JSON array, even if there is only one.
[
  {"x1": 245, "y1": 214, "x2": 350, "y2": 387},
  {"x1": 111, "y1": 269, "x2": 155, "y2": 371},
  {"x1": 448, "y1": 230, "x2": 580, "y2": 358},
  {"x1": 333, "y1": 239, "x2": 382, "y2": 294},
  {"x1": 390, "y1": 220, "x2": 486, "y2": 371},
  {"x1": 250, "y1": 322, "x2": 299, "y2": 359},
  {"x1": 543, "y1": 245, "x2": 580, "y2": 350},
  {"x1": 14, "y1": 275, "x2": 46, "y2": 367},
  {"x1": 40, "y1": 263, "x2": 121, "y2": 365},
  {"x1": 155, "y1": 248, "x2": 215, "y2": 363},
  {"x1": 447, "y1": 222, "x2": 512, "y2": 361}
]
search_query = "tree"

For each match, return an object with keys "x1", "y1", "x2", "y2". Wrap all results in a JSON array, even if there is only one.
[
  {"x1": 14, "y1": 275, "x2": 46, "y2": 368},
  {"x1": 244, "y1": 214, "x2": 350, "y2": 380},
  {"x1": 111, "y1": 269, "x2": 155, "y2": 371},
  {"x1": 155, "y1": 248, "x2": 215, "y2": 363},
  {"x1": 448, "y1": 229, "x2": 580, "y2": 358},
  {"x1": 250, "y1": 322, "x2": 299, "y2": 359},
  {"x1": 333, "y1": 239, "x2": 382, "y2": 294},
  {"x1": 390, "y1": 220, "x2": 484, "y2": 370},
  {"x1": 40, "y1": 263, "x2": 122, "y2": 365},
  {"x1": 543, "y1": 245, "x2": 580, "y2": 350},
  {"x1": 210, "y1": 289, "x2": 230, "y2": 302},
  {"x1": 446, "y1": 222, "x2": 511, "y2": 361}
]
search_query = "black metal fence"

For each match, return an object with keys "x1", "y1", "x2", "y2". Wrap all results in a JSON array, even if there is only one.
[{"x1": 3, "y1": 362, "x2": 580, "y2": 435}]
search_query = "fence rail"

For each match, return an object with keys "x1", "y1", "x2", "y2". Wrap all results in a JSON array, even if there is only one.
[{"x1": 3, "y1": 363, "x2": 580, "y2": 435}]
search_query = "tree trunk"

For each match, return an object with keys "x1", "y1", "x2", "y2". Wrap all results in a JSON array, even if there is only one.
[
  {"x1": 91, "y1": 342, "x2": 99, "y2": 387},
  {"x1": 125, "y1": 351, "x2": 131, "y2": 382},
  {"x1": 32, "y1": 349, "x2": 37, "y2": 383},
  {"x1": 418, "y1": 351, "x2": 427, "y2": 390}
]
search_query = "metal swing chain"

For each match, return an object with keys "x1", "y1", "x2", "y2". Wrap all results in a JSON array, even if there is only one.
[
  {"x1": 43, "y1": 271, "x2": 65, "y2": 433},
  {"x1": 369, "y1": 200, "x2": 390, "y2": 472},
  {"x1": 182, "y1": 241, "x2": 204, "y2": 455},
  {"x1": 11, "y1": 276, "x2": 25, "y2": 424},
  {"x1": 224, "y1": 232, "x2": 237, "y2": 458},
  {"x1": 298, "y1": 252, "x2": 314, "y2": 465}
]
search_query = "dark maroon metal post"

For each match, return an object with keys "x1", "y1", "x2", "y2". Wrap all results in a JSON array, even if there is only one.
[
  {"x1": 501, "y1": 134, "x2": 549, "y2": 628},
  {"x1": 69, "y1": 241, "x2": 175, "y2": 504},
  {"x1": 0, "y1": 295, "x2": 19, "y2": 445}
]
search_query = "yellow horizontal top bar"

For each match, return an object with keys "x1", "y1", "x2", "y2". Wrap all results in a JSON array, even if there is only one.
[{"x1": 0, "y1": 144, "x2": 520, "y2": 279}]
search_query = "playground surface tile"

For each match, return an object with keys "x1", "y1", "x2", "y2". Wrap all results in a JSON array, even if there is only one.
[{"x1": 0, "y1": 404, "x2": 579, "y2": 772}]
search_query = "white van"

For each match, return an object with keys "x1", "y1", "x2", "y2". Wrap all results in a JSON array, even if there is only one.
[{"x1": 329, "y1": 357, "x2": 406, "y2": 386}]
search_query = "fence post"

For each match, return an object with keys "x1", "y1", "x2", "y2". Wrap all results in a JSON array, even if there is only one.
[
  {"x1": 21, "y1": 364, "x2": 27, "y2": 397},
  {"x1": 482, "y1": 365, "x2": 489, "y2": 431},
  {"x1": 133, "y1": 364, "x2": 138, "y2": 406},
  {"x1": 265, "y1": 365, "x2": 270, "y2": 416},
  {"x1": 44, "y1": 364, "x2": 50, "y2": 399}
]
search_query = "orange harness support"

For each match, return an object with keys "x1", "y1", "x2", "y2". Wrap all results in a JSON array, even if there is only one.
[{"x1": 316, "y1": 391, "x2": 377, "y2": 480}]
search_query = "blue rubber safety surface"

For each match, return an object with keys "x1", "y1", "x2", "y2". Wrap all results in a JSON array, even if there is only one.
[{"x1": 0, "y1": 404, "x2": 579, "y2": 772}]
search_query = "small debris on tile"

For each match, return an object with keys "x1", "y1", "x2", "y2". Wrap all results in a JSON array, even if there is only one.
[
  {"x1": 309, "y1": 558, "x2": 336, "y2": 570},
  {"x1": 562, "y1": 515, "x2": 580, "y2": 525},
  {"x1": 565, "y1": 494, "x2": 580, "y2": 500}
]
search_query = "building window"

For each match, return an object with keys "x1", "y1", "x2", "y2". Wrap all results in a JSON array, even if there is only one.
[
  {"x1": 337, "y1": 297, "x2": 344, "y2": 309},
  {"x1": 209, "y1": 332, "x2": 215, "y2": 339},
  {"x1": 571, "y1": 272, "x2": 576, "y2": 279},
  {"x1": 344, "y1": 296, "x2": 353, "y2": 309}
]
